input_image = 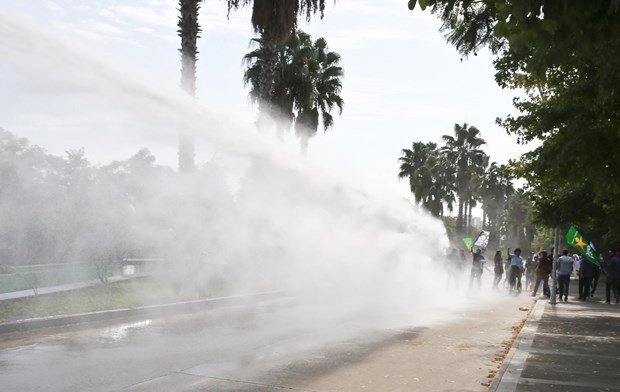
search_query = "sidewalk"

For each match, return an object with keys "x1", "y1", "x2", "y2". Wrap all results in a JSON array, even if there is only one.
[
  {"x1": 0, "y1": 274, "x2": 142, "y2": 301},
  {"x1": 493, "y1": 278, "x2": 620, "y2": 391}
]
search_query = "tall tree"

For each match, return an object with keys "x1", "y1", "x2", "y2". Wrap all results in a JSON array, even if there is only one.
[
  {"x1": 243, "y1": 30, "x2": 344, "y2": 151},
  {"x1": 228, "y1": 1, "x2": 331, "y2": 129},
  {"x1": 440, "y1": 123, "x2": 487, "y2": 231},
  {"x1": 410, "y1": 0, "x2": 620, "y2": 246},
  {"x1": 177, "y1": 0, "x2": 202, "y2": 172},
  {"x1": 398, "y1": 142, "x2": 455, "y2": 217},
  {"x1": 502, "y1": 190, "x2": 536, "y2": 252},
  {"x1": 481, "y1": 162, "x2": 514, "y2": 249}
]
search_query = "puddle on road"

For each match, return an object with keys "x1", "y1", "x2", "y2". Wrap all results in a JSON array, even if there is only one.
[{"x1": 98, "y1": 320, "x2": 153, "y2": 343}]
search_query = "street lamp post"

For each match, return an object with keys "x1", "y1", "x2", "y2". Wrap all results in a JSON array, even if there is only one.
[{"x1": 550, "y1": 227, "x2": 559, "y2": 305}]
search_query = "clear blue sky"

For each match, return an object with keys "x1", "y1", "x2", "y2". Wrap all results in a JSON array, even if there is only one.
[{"x1": 0, "y1": 0, "x2": 531, "y2": 198}]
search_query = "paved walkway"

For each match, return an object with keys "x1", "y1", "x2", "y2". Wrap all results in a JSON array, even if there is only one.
[{"x1": 493, "y1": 278, "x2": 620, "y2": 392}]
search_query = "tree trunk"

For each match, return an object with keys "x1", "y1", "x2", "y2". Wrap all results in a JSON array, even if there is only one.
[
  {"x1": 256, "y1": 30, "x2": 279, "y2": 132},
  {"x1": 464, "y1": 199, "x2": 469, "y2": 232},
  {"x1": 457, "y1": 200, "x2": 464, "y2": 232},
  {"x1": 177, "y1": 0, "x2": 201, "y2": 172}
]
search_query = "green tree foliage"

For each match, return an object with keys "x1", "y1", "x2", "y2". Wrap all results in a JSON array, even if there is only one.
[
  {"x1": 440, "y1": 123, "x2": 487, "y2": 230},
  {"x1": 228, "y1": 1, "x2": 331, "y2": 104},
  {"x1": 480, "y1": 162, "x2": 514, "y2": 249},
  {"x1": 531, "y1": 227, "x2": 554, "y2": 253},
  {"x1": 399, "y1": 124, "x2": 517, "y2": 247},
  {"x1": 502, "y1": 190, "x2": 536, "y2": 253},
  {"x1": 243, "y1": 30, "x2": 344, "y2": 152},
  {"x1": 0, "y1": 128, "x2": 222, "y2": 266},
  {"x1": 411, "y1": 0, "x2": 620, "y2": 246},
  {"x1": 398, "y1": 141, "x2": 456, "y2": 217}
]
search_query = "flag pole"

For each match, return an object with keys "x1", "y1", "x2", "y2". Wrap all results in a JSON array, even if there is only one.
[{"x1": 549, "y1": 227, "x2": 559, "y2": 305}]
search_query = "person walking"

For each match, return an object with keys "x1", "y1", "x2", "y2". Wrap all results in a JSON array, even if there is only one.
[
  {"x1": 493, "y1": 250, "x2": 504, "y2": 289},
  {"x1": 503, "y1": 249, "x2": 512, "y2": 288},
  {"x1": 605, "y1": 249, "x2": 620, "y2": 304},
  {"x1": 579, "y1": 258, "x2": 597, "y2": 300},
  {"x1": 459, "y1": 249, "x2": 467, "y2": 271},
  {"x1": 508, "y1": 248, "x2": 524, "y2": 294},
  {"x1": 532, "y1": 251, "x2": 552, "y2": 297},
  {"x1": 445, "y1": 249, "x2": 462, "y2": 289},
  {"x1": 524, "y1": 253, "x2": 535, "y2": 291},
  {"x1": 556, "y1": 250, "x2": 575, "y2": 302},
  {"x1": 469, "y1": 248, "x2": 486, "y2": 290},
  {"x1": 591, "y1": 260, "x2": 601, "y2": 297},
  {"x1": 575, "y1": 255, "x2": 586, "y2": 300}
]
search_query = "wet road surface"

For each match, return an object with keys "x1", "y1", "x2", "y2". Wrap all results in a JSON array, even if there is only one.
[{"x1": 0, "y1": 292, "x2": 534, "y2": 391}]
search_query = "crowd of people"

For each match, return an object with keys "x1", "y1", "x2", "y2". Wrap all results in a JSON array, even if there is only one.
[{"x1": 445, "y1": 247, "x2": 620, "y2": 303}]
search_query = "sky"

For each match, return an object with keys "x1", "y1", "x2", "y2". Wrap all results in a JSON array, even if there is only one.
[{"x1": 0, "y1": 0, "x2": 531, "y2": 200}]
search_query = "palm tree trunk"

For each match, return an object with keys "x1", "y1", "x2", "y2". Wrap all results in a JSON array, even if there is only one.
[
  {"x1": 492, "y1": 211, "x2": 500, "y2": 249},
  {"x1": 464, "y1": 199, "x2": 469, "y2": 231},
  {"x1": 457, "y1": 200, "x2": 464, "y2": 232},
  {"x1": 256, "y1": 30, "x2": 279, "y2": 131},
  {"x1": 178, "y1": 0, "x2": 201, "y2": 172}
]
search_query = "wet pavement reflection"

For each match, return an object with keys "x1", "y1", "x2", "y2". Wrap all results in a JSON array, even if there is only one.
[{"x1": 0, "y1": 297, "x2": 405, "y2": 391}]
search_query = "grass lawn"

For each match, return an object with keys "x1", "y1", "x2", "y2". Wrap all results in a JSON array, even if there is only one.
[{"x1": 0, "y1": 278, "x2": 224, "y2": 324}]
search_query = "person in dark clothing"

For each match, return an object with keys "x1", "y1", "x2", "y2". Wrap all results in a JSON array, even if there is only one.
[
  {"x1": 470, "y1": 248, "x2": 485, "y2": 289},
  {"x1": 503, "y1": 248, "x2": 512, "y2": 287},
  {"x1": 524, "y1": 254, "x2": 534, "y2": 291},
  {"x1": 493, "y1": 250, "x2": 504, "y2": 289},
  {"x1": 556, "y1": 250, "x2": 575, "y2": 302},
  {"x1": 605, "y1": 249, "x2": 620, "y2": 304},
  {"x1": 508, "y1": 248, "x2": 524, "y2": 293},
  {"x1": 591, "y1": 261, "x2": 601, "y2": 297},
  {"x1": 532, "y1": 251, "x2": 552, "y2": 297},
  {"x1": 579, "y1": 258, "x2": 596, "y2": 300}
]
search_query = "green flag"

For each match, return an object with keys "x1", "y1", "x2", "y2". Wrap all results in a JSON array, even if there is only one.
[
  {"x1": 463, "y1": 237, "x2": 473, "y2": 252},
  {"x1": 566, "y1": 225, "x2": 600, "y2": 266}
]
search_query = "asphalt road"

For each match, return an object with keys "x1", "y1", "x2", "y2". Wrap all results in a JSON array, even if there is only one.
[{"x1": 0, "y1": 289, "x2": 535, "y2": 392}]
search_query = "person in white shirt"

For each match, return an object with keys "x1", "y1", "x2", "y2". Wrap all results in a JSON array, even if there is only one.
[
  {"x1": 508, "y1": 248, "x2": 524, "y2": 293},
  {"x1": 573, "y1": 255, "x2": 581, "y2": 277},
  {"x1": 556, "y1": 250, "x2": 575, "y2": 302}
]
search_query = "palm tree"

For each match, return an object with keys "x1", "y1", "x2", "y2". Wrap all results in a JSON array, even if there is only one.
[
  {"x1": 481, "y1": 162, "x2": 514, "y2": 248},
  {"x1": 464, "y1": 153, "x2": 488, "y2": 231},
  {"x1": 503, "y1": 190, "x2": 535, "y2": 252},
  {"x1": 244, "y1": 30, "x2": 312, "y2": 137},
  {"x1": 398, "y1": 142, "x2": 456, "y2": 217},
  {"x1": 243, "y1": 30, "x2": 344, "y2": 151},
  {"x1": 228, "y1": 1, "x2": 331, "y2": 127},
  {"x1": 292, "y1": 36, "x2": 344, "y2": 152},
  {"x1": 177, "y1": 0, "x2": 202, "y2": 172},
  {"x1": 441, "y1": 123, "x2": 487, "y2": 231}
]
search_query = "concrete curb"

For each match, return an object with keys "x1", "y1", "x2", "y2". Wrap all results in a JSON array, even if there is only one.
[
  {"x1": 0, "y1": 290, "x2": 288, "y2": 334},
  {"x1": 0, "y1": 274, "x2": 149, "y2": 301},
  {"x1": 488, "y1": 297, "x2": 547, "y2": 392}
]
